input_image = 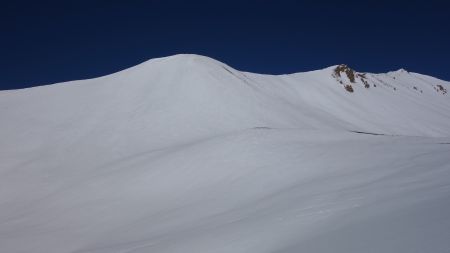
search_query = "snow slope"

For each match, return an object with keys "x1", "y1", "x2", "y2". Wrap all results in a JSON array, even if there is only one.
[{"x1": 1, "y1": 54, "x2": 450, "y2": 253}]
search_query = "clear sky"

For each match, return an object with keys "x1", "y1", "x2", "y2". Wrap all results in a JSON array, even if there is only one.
[{"x1": 1, "y1": 0, "x2": 449, "y2": 89}]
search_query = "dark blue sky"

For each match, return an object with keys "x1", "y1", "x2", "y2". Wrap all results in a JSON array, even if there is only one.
[{"x1": 1, "y1": 0, "x2": 449, "y2": 90}]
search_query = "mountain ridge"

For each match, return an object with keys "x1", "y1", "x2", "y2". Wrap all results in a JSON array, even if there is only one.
[
  {"x1": 1, "y1": 54, "x2": 450, "y2": 253},
  {"x1": 1, "y1": 54, "x2": 449, "y2": 147},
  {"x1": 2, "y1": 54, "x2": 448, "y2": 92}
]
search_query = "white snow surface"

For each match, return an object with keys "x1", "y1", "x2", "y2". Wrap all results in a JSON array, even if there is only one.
[{"x1": 1, "y1": 54, "x2": 450, "y2": 252}]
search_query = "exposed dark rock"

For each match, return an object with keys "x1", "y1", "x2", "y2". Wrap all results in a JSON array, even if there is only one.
[
  {"x1": 334, "y1": 64, "x2": 356, "y2": 83},
  {"x1": 436, "y1": 85, "x2": 447, "y2": 94},
  {"x1": 345, "y1": 85, "x2": 354, "y2": 93}
]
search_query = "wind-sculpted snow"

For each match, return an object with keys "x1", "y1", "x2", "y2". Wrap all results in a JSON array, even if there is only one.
[{"x1": 1, "y1": 54, "x2": 450, "y2": 252}]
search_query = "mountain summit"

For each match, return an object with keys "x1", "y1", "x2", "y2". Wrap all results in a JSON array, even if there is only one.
[
  {"x1": 2, "y1": 54, "x2": 449, "y2": 145},
  {"x1": 1, "y1": 55, "x2": 450, "y2": 253}
]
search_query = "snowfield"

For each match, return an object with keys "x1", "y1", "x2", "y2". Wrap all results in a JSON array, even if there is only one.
[{"x1": 1, "y1": 54, "x2": 450, "y2": 253}]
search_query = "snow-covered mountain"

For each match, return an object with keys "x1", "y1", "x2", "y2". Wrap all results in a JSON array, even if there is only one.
[{"x1": 1, "y1": 54, "x2": 450, "y2": 253}]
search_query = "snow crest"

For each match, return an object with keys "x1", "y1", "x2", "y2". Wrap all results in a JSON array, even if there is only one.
[{"x1": 1, "y1": 54, "x2": 450, "y2": 253}]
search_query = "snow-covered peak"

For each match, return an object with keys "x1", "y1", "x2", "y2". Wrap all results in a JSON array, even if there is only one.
[
  {"x1": 1, "y1": 54, "x2": 450, "y2": 253},
  {"x1": 1, "y1": 54, "x2": 449, "y2": 146},
  {"x1": 396, "y1": 67, "x2": 408, "y2": 73},
  {"x1": 132, "y1": 54, "x2": 232, "y2": 72}
]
